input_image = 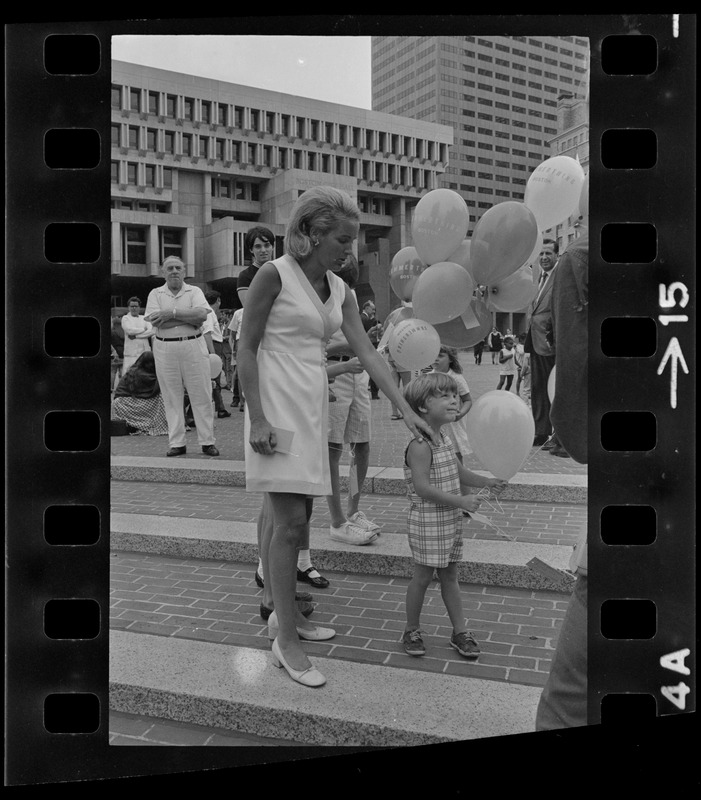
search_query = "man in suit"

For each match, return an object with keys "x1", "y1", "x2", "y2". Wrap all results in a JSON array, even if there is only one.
[{"x1": 525, "y1": 239, "x2": 567, "y2": 455}]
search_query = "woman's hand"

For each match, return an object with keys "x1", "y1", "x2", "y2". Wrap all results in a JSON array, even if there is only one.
[
  {"x1": 487, "y1": 478, "x2": 508, "y2": 494},
  {"x1": 248, "y1": 417, "x2": 277, "y2": 456},
  {"x1": 344, "y1": 357, "x2": 365, "y2": 375},
  {"x1": 402, "y1": 408, "x2": 437, "y2": 445}
]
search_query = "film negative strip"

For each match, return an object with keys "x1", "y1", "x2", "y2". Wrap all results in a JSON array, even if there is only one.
[{"x1": 5, "y1": 14, "x2": 695, "y2": 789}]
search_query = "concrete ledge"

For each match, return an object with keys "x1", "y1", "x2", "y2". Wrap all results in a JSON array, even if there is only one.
[
  {"x1": 111, "y1": 456, "x2": 587, "y2": 504},
  {"x1": 111, "y1": 512, "x2": 576, "y2": 593},
  {"x1": 110, "y1": 629, "x2": 543, "y2": 746}
]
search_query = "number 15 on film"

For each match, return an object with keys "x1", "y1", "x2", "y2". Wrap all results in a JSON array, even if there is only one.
[{"x1": 656, "y1": 283, "x2": 690, "y2": 409}]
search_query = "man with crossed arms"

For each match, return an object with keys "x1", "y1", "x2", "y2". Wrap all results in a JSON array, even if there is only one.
[{"x1": 145, "y1": 255, "x2": 219, "y2": 457}]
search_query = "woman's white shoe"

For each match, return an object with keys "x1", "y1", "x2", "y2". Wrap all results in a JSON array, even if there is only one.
[
  {"x1": 267, "y1": 610, "x2": 336, "y2": 641},
  {"x1": 271, "y1": 638, "x2": 327, "y2": 687}
]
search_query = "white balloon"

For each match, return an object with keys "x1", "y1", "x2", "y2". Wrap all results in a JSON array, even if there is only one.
[
  {"x1": 524, "y1": 156, "x2": 586, "y2": 231},
  {"x1": 389, "y1": 318, "x2": 441, "y2": 372}
]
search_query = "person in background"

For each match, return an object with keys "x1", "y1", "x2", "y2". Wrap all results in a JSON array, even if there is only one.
[
  {"x1": 535, "y1": 228, "x2": 588, "y2": 730},
  {"x1": 430, "y1": 345, "x2": 472, "y2": 463},
  {"x1": 488, "y1": 326, "x2": 503, "y2": 364},
  {"x1": 121, "y1": 296, "x2": 153, "y2": 373},
  {"x1": 524, "y1": 239, "x2": 565, "y2": 454},
  {"x1": 325, "y1": 261, "x2": 381, "y2": 547},
  {"x1": 203, "y1": 290, "x2": 231, "y2": 419},
  {"x1": 227, "y1": 306, "x2": 244, "y2": 409},
  {"x1": 496, "y1": 336, "x2": 516, "y2": 391},
  {"x1": 236, "y1": 225, "x2": 276, "y2": 308},
  {"x1": 111, "y1": 351, "x2": 168, "y2": 436},
  {"x1": 110, "y1": 310, "x2": 125, "y2": 392},
  {"x1": 144, "y1": 255, "x2": 218, "y2": 458},
  {"x1": 516, "y1": 332, "x2": 531, "y2": 403},
  {"x1": 360, "y1": 298, "x2": 382, "y2": 400},
  {"x1": 473, "y1": 335, "x2": 486, "y2": 365}
]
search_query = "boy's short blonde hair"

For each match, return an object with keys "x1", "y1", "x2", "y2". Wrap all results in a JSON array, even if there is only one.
[{"x1": 404, "y1": 372, "x2": 458, "y2": 415}]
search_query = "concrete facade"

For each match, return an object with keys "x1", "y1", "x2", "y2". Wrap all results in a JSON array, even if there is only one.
[{"x1": 111, "y1": 60, "x2": 453, "y2": 317}]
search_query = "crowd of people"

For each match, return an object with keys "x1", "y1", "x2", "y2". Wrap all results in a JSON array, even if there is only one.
[{"x1": 109, "y1": 185, "x2": 587, "y2": 728}]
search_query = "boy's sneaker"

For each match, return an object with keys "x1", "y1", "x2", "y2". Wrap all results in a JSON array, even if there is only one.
[
  {"x1": 402, "y1": 629, "x2": 426, "y2": 657},
  {"x1": 450, "y1": 631, "x2": 481, "y2": 659},
  {"x1": 348, "y1": 510, "x2": 381, "y2": 535},
  {"x1": 329, "y1": 521, "x2": 377, "y2": 545}
]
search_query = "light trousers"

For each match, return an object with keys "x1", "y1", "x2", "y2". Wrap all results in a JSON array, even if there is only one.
[{"x1": 153, "y1": 336, "x2": 215, "y2": 448}]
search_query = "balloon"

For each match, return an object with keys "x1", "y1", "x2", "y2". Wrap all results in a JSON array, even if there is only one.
[
  {"x1": 433, "y1": 295, "x2": 492, "y2": 349},
  {"x1": 209, "y1": 353, "x2": 223, "y2": 379},
  {"x1": 547, "y1": 365, "x2": 556, "y2": 403},
  {"x1": 389, "y1": 247, "x2": 426, "y2": 302},
  {"x1": 578, "y1": 172, "x2": 589, "y2": 219},
  {"x1": 388, "y1": 318, "x2": 441, "y2": 372},
  {"x1": 411, "y1": 189, "x2": 470, "y2": 266},
  {"x1": 470, "y1": 202, "x2": 539, "y2": 286},
  {"x1": 486, "y1": 266, "x2": 538, "y2": 313},
  {"x1": 446, "y1": 239, "x2": 472, "y2": 273},
  {"x1": 466, "y1": 390, "x2": 535, "y2": 479},
  {"x1": 411, "y1": 262, "x2": 475, "y2": 324},
  {"x1": 524, "y1": 155, "x2": 586, "y2": 232}
]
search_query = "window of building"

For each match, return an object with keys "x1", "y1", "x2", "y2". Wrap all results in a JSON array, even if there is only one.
[
  {"x1": 111, "y1": 85, "x2": 121, "y2": 109},
  {"x1": 160, "y1": 228, "x2": 183, "y2": 261},
  {"x1": 183, "y1": 97, "x2": 194, "y2": 121},
  {"x1": 201, "y1": 101, "x2": 211, "y2": 124},
  {"x1": 111, "y1": 124, "x2": 120, "y2": 147},
  {"x1": 129, "y1": 88, "x2": 140, "y2": 112},
  {"x1": 234, "y1": 107, "x2": 244, "y2": 128},
  {"x1": 128, "y1": 126, "x2": 139, "y2": 149},
  {"x1": 218, "y1": 105, "x2": 227, "y2": 126},
  {"x1": 215, "y1": 139, "x2": 225, "y2": 160},
  {"x1": 127, "y1": 162, "x2": 138, "y2": 185},
  {"x1": 166, "y1": 95, "x2": 176, "y2": 118},
  {"x1": 163, "y1": 168, "x2": 172, "y2": 189},
  {"x1": 148, "y1": 91, "x2": 159, "y2": 115},
  {"x1": 111, "y1": 161, "x2": 119, "y2": 183},
  {"x1": 144, "y1": 165, "x2": 156, "y2": 187},
  {"x1": 182, "y1": 133, "x2": 192, "y2": 156},
  {"x1": 198, "y1": 138, "x2": 207, "y2": 158},
  {"x1": 164, "y1": 131, "x2": 174, "y2": 154},
  {"x1": 123, "y1": 226, "x2": 146, "y2": 264},
  {"x1": 147, "y1": 129, "x2": 157, "y2": 151}
]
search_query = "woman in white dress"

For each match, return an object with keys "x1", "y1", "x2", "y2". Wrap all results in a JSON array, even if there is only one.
[{"x1": 238, "y1": 186, "x2": 434, "y2": 688}]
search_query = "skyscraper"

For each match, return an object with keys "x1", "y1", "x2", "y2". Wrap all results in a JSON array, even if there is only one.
[{"x1": 371, "y1": 35, "x2": 589, "y2": 236}]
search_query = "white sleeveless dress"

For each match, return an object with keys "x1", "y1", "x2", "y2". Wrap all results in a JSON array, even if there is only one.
[{"x1": 244, "y1": 254, "x2": 345, "y2": 495}]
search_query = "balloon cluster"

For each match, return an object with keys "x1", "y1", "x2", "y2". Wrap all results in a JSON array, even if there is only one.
[{"x1": 386, "y1": 157, "x2": 588, "y2": 371}]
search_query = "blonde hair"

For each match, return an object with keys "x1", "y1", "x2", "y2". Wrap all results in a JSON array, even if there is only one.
[
  {"x1": 404, "y1": 372, "x2": 458, "y2": 415},
  {"x1": 284, "y1": 186, "x2": 360, "y2": 260},
  {"x1": 438, "y1": 344, "x2": 462, "y2": 373}
]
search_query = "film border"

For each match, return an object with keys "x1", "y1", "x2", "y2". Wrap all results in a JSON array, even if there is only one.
[{"x1": 4, "y1": 14, "x2": 696, "y2": 788}]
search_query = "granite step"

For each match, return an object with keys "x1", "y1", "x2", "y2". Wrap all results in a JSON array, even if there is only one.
[
  {"x1": 111, "y1": 512, "x2": 576, "y2": 593},
  {"x1": 109, "y1": 629, "x2": 544, "y2": 746},
  {"x1": 111, "y1": 456, "x2": 587, "y2": 505}
]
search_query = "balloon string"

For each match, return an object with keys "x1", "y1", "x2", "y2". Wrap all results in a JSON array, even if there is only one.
[
  {"x1": 476, "y1": 486, "x2": 505, "y2": 515},
  {"x1": 513, "y1": 432, "x2": 556, "y2": 474}
]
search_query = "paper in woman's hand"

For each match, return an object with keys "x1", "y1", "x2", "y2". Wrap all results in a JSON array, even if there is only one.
[{"x1": 272, "y1": 427, "x2": 298, "y2": 456}]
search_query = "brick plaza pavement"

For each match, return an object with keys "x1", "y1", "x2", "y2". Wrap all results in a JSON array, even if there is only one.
[
  {"x1": 110, "y1": 552, "x2": 567, "y2": 688},
  {"x1": 110, "y1": 358, "x2": 587, "y2": 477}
]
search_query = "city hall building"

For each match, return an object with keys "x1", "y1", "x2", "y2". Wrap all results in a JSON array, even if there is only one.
[{"x1": 110, "y1": 60, "x2": 454, "y2": 316}]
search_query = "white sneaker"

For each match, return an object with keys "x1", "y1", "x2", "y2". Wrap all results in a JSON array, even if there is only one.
[
  {"x1": 329, "y1": 521, "x2": 377, "y2": 546},
  {"x1": 348, "y1": 510, "x2": 381, "y2": 534}
]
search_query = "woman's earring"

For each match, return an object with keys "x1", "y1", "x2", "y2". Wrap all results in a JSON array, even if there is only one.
[{"x1": 313, "y1": 238, "x2": 319, "y2": 247}]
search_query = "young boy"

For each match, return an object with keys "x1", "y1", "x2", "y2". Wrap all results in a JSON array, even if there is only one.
[{"x1": 402, "y1": 373, "x2": 507, "y2": 658}]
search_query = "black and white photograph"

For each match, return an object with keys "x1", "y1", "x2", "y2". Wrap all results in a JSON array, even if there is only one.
[{"x1": 5, "y1": 14, "x2": 695, "y2": 789}]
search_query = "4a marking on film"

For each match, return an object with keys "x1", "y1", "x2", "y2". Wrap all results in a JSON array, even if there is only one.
[{"x1": 659, "y1": 648, "x2": 691, "y2": 711}]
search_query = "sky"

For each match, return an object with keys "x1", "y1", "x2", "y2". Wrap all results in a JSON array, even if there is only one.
[{"x1": 112, "y1": 35, "x2": 373, "y2": 109}]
